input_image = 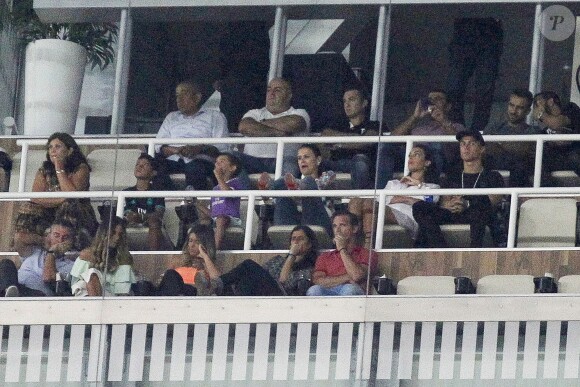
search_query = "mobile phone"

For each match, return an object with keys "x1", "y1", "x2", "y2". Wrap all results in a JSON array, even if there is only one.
[{"x1": 419, "y1": 97, "x2": 432, "y2": 112}]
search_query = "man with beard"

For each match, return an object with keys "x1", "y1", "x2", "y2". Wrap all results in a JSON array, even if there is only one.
[{"x1": 483, "y1": 89, "x2": 538, "y2": 187}]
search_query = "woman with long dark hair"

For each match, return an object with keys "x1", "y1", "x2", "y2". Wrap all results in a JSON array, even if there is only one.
[
  {"x1": 16, "y1": 132, "x2": 97, "y2": 249},
  {"x1": 196, "y1": 225, "x2": 318, "y2": 296},
  {"x1": 70, "y1": 216, "x2": 136, "y2": 296},
  {"x1": 260, "y1": 144, "x2": 333, "y2": 235},
  {"x1": 349, "y1": 144, "x2": 440, "y2": 244}
]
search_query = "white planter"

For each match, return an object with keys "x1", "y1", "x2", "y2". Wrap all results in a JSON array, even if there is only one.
[{"x1": 24, "y1": 39, "x2": 87, "y2": 136}]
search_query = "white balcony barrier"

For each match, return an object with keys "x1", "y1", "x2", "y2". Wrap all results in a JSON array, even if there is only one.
[
  {"x1": 6, "y1": 133, "x2": 580, "y2": 250},
  {"x1": 14, "y1": 133, "x2": 580, "y2": 190}
]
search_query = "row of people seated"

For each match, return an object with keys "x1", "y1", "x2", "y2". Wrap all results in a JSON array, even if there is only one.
[
  {"x1": 0, "y1": 129, "x2": 542, "y2": 254},
  {"x1": 3, "y1": 83, "x2": 578, "y2": 252},
  {"x1": 151, "y1": 77, "x2": 580, "y2": 192},
  {"x1": 2, "y1": 82, "x2": 580, "y2": 196},
  {"x1": 0, "y1": 211, "x2": 376, "y2": 298}
]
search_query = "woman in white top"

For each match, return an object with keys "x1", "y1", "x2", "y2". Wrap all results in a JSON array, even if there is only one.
[{"x1": 349, "y1": 144, "x2": 440, "y2": 244}]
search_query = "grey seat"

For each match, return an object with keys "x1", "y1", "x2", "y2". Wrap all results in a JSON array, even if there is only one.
[
  {"x1": 476, "y1": 275, "x2": 535, "y2": 294},
  {"x1": 397, "y1": 276, "x2": 456, "y2": 295},
  {"x1": 517, "y1": 198, "x2": 577, "y2": 247},
  {"x1": 86, "y1": 148, "x2": 143, "y2": 191},
  {"x1": 9, "y1": 150, "x2": 47, "y2": 192}
]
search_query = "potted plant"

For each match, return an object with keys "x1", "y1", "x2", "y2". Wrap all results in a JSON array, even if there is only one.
[{"x1": 1, "y1": 0, "x2": 118, "y2": 135}]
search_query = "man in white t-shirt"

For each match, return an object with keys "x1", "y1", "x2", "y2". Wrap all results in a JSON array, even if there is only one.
[
  {"x1": 238, "y1": 78, "x2": 310, "y2": 176},
  {"x1": 156, "y1": 81, "x2": 229, "y2": 190}
]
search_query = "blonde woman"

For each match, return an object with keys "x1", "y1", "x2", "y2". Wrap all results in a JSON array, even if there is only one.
[{"x1": 70, "y1": 217, "x2": 135, "y2": 296}]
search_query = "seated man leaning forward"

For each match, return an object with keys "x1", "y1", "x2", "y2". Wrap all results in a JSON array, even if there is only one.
[
  {"x1": 412, "y1": 130, "x2": 504, "y2": 248},
  {"x1": 155, "y1": 80, "x2": 229, "y2": 190},
  {"x1": 320, "y1": 87, "x2": 380, "y2": 189},
  {"x1": 483, "y1": 88, "x2": 538, "y2": 187},
  {"x1": 0, "y1": 220, "x2": 77, "y2": 297},
  {"x1": 306, "y1": 210, "x2": 377, "y2": 296},
  {"x1": 238, "y1": 77, "x2": 310, "y2": 176}
]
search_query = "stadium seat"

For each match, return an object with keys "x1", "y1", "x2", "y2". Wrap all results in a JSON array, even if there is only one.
[
  {"x1": 382, "y1": 224, "x2": 414, "y2": 248},
  {"x1": 557, "y1": 275, "x2": 580, "y2": 293},
  {"x1": 517, "y1": 198, "x2": 577, "y2": 247},
  {"x1": 381, "y1": 224, "x2": 494, "y2": 248},
  {"x1": 9, "y1": 150, "x2": 47, "y2": 192},
  {"x1": 397, "y1": 275, "x2": 456, "y2": 295},
  {"x1": 476, "y1": 275, "x2": 535, "y2": 294},
  {"x1": 550, "y1": 170, "x2": 580, "y2": 187},
  {"x1": 332, "y1": 172, "x2": 352, "y2": 190},
  {"x1": 86, "y1": 148, "x2": 143, "y2": 191}
]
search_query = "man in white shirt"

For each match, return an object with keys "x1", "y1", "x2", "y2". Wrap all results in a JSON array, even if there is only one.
[
  {"x1": 238, "y1": 78, "x2": 310, "y2": 176},
  {"x1": 156, "y1": 81, "x2": 229, "y2": 190}
]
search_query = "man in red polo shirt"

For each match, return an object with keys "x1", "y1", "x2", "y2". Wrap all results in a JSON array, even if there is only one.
[{"x1": 306, "y1": 210, "x2": 377, "y2": 296}]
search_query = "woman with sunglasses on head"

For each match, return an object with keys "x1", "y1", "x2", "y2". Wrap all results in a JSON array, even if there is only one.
[
  {"x1": 349, "y1": 144, "x2": 440, "y2": 244},
  {"x1": 259, "y1": 144, "x2": 334, "y2": 235},
  {"x1": 70, "y1": 216, "x2": 136, "y2": 296}
]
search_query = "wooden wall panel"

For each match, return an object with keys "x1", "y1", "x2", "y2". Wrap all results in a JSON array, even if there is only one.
[{"x1": 131, "y1": 250, "x2": 580, "y2": 286}]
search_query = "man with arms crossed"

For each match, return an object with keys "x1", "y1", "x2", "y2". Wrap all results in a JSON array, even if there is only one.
[
  {"x1": 306, "y1": 210, "x2": 377, "y2": 296},
  {"x1": 238, "y1": 77, "x2": 310, "y2": 177}
]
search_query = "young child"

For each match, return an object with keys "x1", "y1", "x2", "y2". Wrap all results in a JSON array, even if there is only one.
[{"x1": 211, "y1": 153, "x2": 245, "y2": 249}]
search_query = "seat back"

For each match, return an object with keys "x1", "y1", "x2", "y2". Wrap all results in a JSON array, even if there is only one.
[
  {"x1": 558, "y1": 275, "x2": 580, "y2": 293},
  {"x1": 517, "y1": 198, "x2": 577, "y2": 247},
  {"x1": 381, "y1": 223, "x2": 493, "y2": 248},
  {"x1": 476, "y1": 275, "x2": 535, "y2": 294},
  {"x1": 9, "y1": 150, "x2": 47, "y2": 192},
  {"x1": 397, "y1": 276, "x2": 456, "y2": 295},
  {"x1": 86, "y1": 148, "x2": 143, "y2": 191}
]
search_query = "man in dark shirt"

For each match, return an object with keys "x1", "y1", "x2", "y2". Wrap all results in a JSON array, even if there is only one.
[
  {"x1": 123, "y1": 154, "x2": 166, "y2": 250},
  {"x1": 483, "y1": 88, "x2": 538, "y2": 187},
  {"x1": 533, "y1": 91, "x2": 580, "y2": 186},
  {"x1": 320, "y1": 88, "x2": 380, "y2": 189},
  {"x1": 413, "y1": 130, "x2": 504, "y2": 248}
]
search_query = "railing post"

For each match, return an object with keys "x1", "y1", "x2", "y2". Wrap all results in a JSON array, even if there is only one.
[
  {"x1": 507, "y1": 192, "x2": 519, "y2": 248},
  {"x1": 18, "y1": 143, "x2": 29, "y2": 192},
  {"x1": 116, "y1": 193, "x2": 125, "y2": 218},
  {"x1": 274, "y1": 139, "x2": 285, "y2": 179},
  {"x1": 374, "y1": 192, "x2": 387, "y2": 250},
  {"x1": 244, "y1": 194, "x2": 256, "y2": 250},
  {"x1": 533, "y1": 139, "x2": 544, "y2": 187},
  {"x1": 403, "y1": 139, "x2": 414, "y2": 176}
]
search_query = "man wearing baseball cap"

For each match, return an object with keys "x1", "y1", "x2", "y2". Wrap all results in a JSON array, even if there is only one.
[{"x1": 411, "y1": 130, "x2": 504, "y2": 248}]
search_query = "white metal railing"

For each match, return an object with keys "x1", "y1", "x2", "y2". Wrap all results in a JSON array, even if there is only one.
[
  {"x1": 8, "y1": 134, "x2": 580, "y2": 249},
  {"x1": 3, "y1": 186, "x2": 580, "y2": 250},
  {"x1": 14, "y1": 133, "x2": 580, "y2": 190}
]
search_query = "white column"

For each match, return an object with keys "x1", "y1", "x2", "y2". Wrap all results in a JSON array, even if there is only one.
[
  {"x1": 370, "y1": 5, "x2": 391, "y2": 121},
  {"x1": 529, "y1": 4, "x2": 545, "y2": 97},
  {"x1": 268, "y1": 7, "x2": 287, "y2": 81},
  {"x1": 111, "y1": 8, "x2": 132, "y2": 134}
]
